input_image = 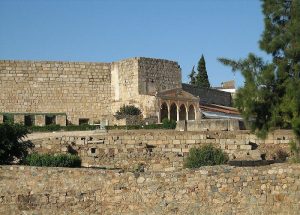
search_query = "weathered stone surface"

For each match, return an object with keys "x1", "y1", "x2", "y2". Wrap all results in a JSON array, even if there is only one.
[
  {"x1": 0, "y1": 164, "x2": 299, "y2": 214},
  {"x1": 25, "y1": 130, "x2": 294, "y2": 171},
  {"x1": 0, "y1": 58, "x2": 181, "y2": 125}
]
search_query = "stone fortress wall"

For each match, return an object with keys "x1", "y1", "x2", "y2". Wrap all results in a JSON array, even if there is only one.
[
  {"x1": 1, "y1": 164, "x2": 299, "y2": 214},
  {"x1": 27, "y1": 130, "x2": 294, "y2": 171},
  {"x1": 0, "y1": 60, "x2": 112, "y2": 124},
  {"x1": 0, "y1": 57, "x2": 182, "y2": 125}
]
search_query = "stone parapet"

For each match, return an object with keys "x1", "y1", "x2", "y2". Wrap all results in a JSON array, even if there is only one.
[{"x1": 176, "y1": 119, "x2": 241, "y2": 132}]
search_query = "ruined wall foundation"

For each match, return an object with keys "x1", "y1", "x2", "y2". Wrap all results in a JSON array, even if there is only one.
[{"x1": 27, "y1": 130, "x2": 294, "y2": 171}]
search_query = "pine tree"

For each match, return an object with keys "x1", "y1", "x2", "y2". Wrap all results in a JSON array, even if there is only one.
[
  {"x1": 196, "y1": 55, "x2": 210, "y2": 88},
  {"x1": 188, "y1": 66, "x2": 196, "y2": 85},
  {"x1": 218, "y1": 0, "x2": 300, "y2": 160}
]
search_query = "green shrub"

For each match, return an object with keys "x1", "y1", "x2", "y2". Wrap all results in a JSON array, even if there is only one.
[
  {"x1": 184, "y1": 145, "x2": 229, "y2": 168},
  {"x1": 0, "y1": 123, "x2": 33, "y2": 164},
  {"x1": 28, "y1": 124, "x2": 98, "y2": 132},
  {"x1": 29, "y1": 124, "x2": 61, "y2": 132},
  {"x1": 115, "y1": 105, "x2": 142, "y2": 120},
  {"x1": 162, "y1": 118, "x2": 177, "y2": 129},
  {"x1": 24, "y1": 153, "x2": 81, "y2": 167},
  {"x1": 105, "y1": 123, "x2": 171, "y2": 130},
  {"x1": 289, "y1": 141, "x2": 300, "y2": 163}
]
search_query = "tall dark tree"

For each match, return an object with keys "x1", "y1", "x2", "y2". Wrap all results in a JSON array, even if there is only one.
[
  {"x1": 196, "y1": 55, "x2": 210, "y2": 88},
  {"x1": 188, "y1": 66, "x2": 196, "y2": 85},
  {"x1": 218, "y1": 0, "x2": 300, "y2": 160}
]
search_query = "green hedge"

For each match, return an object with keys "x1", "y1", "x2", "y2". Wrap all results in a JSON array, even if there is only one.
[
  {"x1": 105, "y1": 119, "x2": 176, "y2": 130},
  {"x1": 27, "y1": 120, "x2": 176, "y2": 132},
  {"x1": 28, "y1": 124, "x2": 98, "y2": 132},
  {"x1": 184, "y1": 145, "x2": 229, "y2": 168},
  {"x1": 105, "y1": 124, "x2": 174, "y2": 130},
  {"x1": 24, "y1": 153, "x2": 81, "y2": 167}
]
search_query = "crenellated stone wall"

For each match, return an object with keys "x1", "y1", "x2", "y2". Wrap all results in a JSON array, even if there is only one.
[
  {"x1": 0, "y1": 164, "x2": 299, "y2": 215},
  {"x1": 27, "y1": 130, "x2": 295, "y2": 171}
]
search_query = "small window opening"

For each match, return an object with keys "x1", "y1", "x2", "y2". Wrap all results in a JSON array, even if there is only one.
[
  {"x1": 91, "y1": 148, "x2": 96, "y2": 154},
  {"x1": 24, "y1": 115, "x2": 34, "y2": 126},
  {"x1": 45, "y1": 115, "x2": 56, "y2": 125},
  {"x1": 79, "y1": 118, "x2": 89, "y2": 125},
  {"x1": 3, "y1": 114, "x2": 14, "y2": 123}
]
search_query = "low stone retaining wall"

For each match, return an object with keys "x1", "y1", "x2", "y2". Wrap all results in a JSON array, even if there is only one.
[
  {"x1": 176, "y1": 119, "x2": 242, "y2": 131},
  {"x1": 25, "y1": 130, "x2": 295, "y2": 171},
  {"x1": 0, "y1": 164, "x2": 299, "y2": 214}
]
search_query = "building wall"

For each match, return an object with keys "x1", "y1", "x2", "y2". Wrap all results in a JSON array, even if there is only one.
[
  {"x1": 0, "y1": 58, "x2": 183, "y2": 125},
  {"x1": 0, "y1": 60, "x2": 112, "y2": 124},
  {"x1": 138, "y1": 57, "x2": 182, "y2": 95},
  {"x1": 1, "y1": 164, "x2": 299, "y2": 215},
  {"x1": 182, "y1": 83, "x2": 232, "y2": 106}
]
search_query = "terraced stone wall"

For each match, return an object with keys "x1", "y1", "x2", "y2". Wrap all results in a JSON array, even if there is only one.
[
  {"x1": 0, "y1": 164, "x2": 299, "y2": 214},
  {"x1": 27, "y1": 130, "x2": 294, "y2": 171}
]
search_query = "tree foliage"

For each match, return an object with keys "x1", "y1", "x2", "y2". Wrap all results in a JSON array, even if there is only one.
[
  {"x1": 188, "y1": 66, "x2": 196, "y2": 85},
  {"x1": 196, "y1": 55, "x2": 211, "y2": 88},
  {"x1": 0, "y1": 123, "x2": 33, "y2": 164},
  {"x1": 115, "y1": 105, "x2": 142, "y2": 120},
  {"x1": 188, "y1": 55, "x2": 211, "y2": 88},
  {"x1": 218, "y1": 0, "x2": 300, "y2": 142}
]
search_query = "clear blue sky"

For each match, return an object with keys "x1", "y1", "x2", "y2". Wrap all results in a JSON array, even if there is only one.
[{"x1": 0, "y1": 0, "x2": 270, "y2": 87}]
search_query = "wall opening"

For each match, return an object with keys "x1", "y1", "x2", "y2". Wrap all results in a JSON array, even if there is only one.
[
  {"x1": 160, "y1": 102, "x2": 168, "y2": 122},
  {"x1": 91, "y1": 148, "x2": 96, "y2": 154},
  {"x1": 188, "y1": 105, "x2": 196, "y2": 120},
  {"x1": 45, "y1": 115, "x2": 56, "y2": 125},
  {"x1": 24, "y1": 115, "x2": 34, "y2": 126},
  {"x1": 179, "y1": 104, "x2": 186, "y2": 121},
  {"x1": 170, "y1": 103, "x2": 177, "y2": 121},
  {"x1": 3, "y1": 114, "x2": 14, "y2": 123},
  {"x1": 79, "y1": 118, "x2": 89, "y2": 125}
]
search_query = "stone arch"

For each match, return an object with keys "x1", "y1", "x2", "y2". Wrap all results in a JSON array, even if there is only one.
[
  {"x1": 170, "y1": 103, "x2": 177, "y2": 121},
  {"x1": 188, "y1": 104, "x2": 196, "y2": 120},
  {"x1": 179, "y1": 104, "x2": 187, "y2": 121},
  {"x1": 160, "y1": 102, "x2": 168, "y2": 122}
]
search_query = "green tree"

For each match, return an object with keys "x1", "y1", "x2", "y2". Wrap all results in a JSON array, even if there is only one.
[
  {"x1": 188, "y1": 66, "x2": 196, "y2": 85},
  {"x1": 196, "y1": 55, "x2": 210, "y2": 88},
  {"x1": 218, "y1": 0, "x2": 300, "y2": 155},
  {"x1": 0, "y1": 123, "x2": 33, "y2": 164}
]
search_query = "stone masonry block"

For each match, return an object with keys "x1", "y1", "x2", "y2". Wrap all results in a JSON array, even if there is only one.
[
  {"x1": 227, "y1": 145, "x2": 238, "y2": 150},
  {"x1": 35, "y1": 115, "x2": 45, "y2": 126},
  {"x1": 56, "y1": 115, "x2": 66, "y2": 126},
  {"x1": 0, "y1": 114, "x2": 3, "y2": 124},
  {"x1": 14, "y1": 114, "x2": 24, "y2": 124},
  {"x1": 240, "y1": 145, "x2": 252, "y2": 150}
]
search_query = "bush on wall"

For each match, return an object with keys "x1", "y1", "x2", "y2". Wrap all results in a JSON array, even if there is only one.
[
  {"x1": 184, "y1": 145, "x2": 228, "y2": 168},
  {"x1": 162, "y1": 118, "x2": 177, "y2": 129},
  {"x1": 28, "y1": 124, "x2": 98, "y2": 132},
  {"x1": 24, "y1": 153, "x2": 81, "y2": 167},
  {"x1": 0, "y1": 123, "x2": 33, "y2": 164},
  {"x1": 115, "y1": 105, "x2": 142, "y2": 120}
]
